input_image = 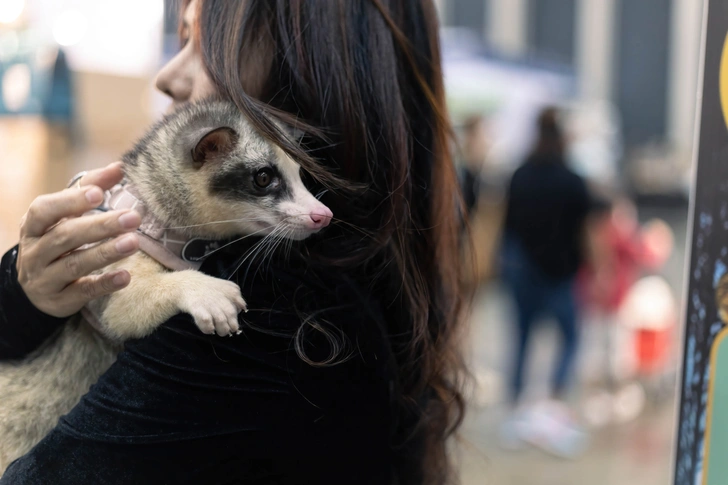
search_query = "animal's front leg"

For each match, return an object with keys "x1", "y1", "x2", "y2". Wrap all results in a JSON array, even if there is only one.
[
  {"x1": 167, "y1": 270, "x2": 247, "y2": 336},
  {"x1": 98, "y1": 253, "x2": 246, "y2": 339}
]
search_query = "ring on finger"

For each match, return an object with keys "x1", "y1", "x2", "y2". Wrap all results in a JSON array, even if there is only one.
[{"x1": 67, "y1": 171, "x2": 88, "y2": 190}]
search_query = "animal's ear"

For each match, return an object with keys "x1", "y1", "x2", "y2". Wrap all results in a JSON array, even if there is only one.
[{"x1": 192, "y1": 127, "x2": 238, "y2": 167}]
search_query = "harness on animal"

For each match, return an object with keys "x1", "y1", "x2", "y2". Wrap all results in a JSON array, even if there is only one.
[
  {"x1": 95, "y1": 183, "x2": 221, "y2": 271},
  {"x1": 68, "y1": 173, "x2": 223, "y2": 330}
]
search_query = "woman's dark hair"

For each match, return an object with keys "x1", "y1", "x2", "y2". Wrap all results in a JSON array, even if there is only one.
[
  {"x1": 185, "y1": 1, "x2": 467, "y2": 482},
  {"x1": 531, "y1": 106, "x2": 565, "y2": 159}
]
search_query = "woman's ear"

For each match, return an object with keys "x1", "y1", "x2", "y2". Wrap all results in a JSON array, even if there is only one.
[{"x1": 191, "y1": 127, "x2": 238, "y2": 167}]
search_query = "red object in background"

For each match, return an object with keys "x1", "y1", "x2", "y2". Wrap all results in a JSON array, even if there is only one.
[
  {"x1": 639, "y1": 219, "x2": 673, "y2": 270},
  {"x1": 577, "y1": 200, "x2": 674, "y2": 314},
  {"x1": 634, "y1": 327, "x2": 672, "y2": 375},
  {"x1": 577, "y1": 216, "x2": 643, "y2": 313},
  {"x1": 577, "y1": 200, "x2": 676, "y2": 377}
]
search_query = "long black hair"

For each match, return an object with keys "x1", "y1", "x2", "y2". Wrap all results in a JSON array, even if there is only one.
[
  {"x1": 530, "y1": 106, "x2": 566, "y2": 160},
  {"x1": 189, "y1": 1, "x2": 468, "y2": 482}
]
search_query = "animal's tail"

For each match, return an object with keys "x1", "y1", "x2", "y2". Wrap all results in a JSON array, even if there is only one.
[{"x1": 0, "y1": 316, "x2": 118, "y2": 474}]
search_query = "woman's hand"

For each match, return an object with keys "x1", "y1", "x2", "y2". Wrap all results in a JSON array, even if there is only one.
[{"x1": 16, "y1": 162, "x2": 142, "y2": 318}]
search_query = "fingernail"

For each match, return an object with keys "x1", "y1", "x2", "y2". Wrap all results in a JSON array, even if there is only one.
[
  {"x1": 115, "y1": 235, "x2": 137, "y2": 254},
  {"x1": 118, "y1": 211, "x2": 141, "y2": 229},
  {"x1": 112, "y1": 272, "x2": 128, "y2": 287},
  {"x1": 85, "y1": 187, "x2": 103, "y2": 204}
]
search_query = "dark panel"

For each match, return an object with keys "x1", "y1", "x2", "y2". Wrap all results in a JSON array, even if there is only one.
[
  {"x1": 675, "y1": 1, "x2": 728, "y2": 482},
  {"x1": 451, "y1": 0, "x2": 488, "y2": 38},
  {"x1": 528, "y1": 0, "x2": 577, "y2": 64},
  {"x1": 614, "y1": 0, "x2": 673, "y2": 147}
]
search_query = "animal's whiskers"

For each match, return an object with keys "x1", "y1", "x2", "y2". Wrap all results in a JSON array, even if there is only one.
[
  {"x1": 165, "y1": 217, "x2": 276, "y2": 231},
  {"x1": 228, "y1": 223, "x2": 287, "y2": 283},
  {"x1": 241, "y1": 228, "x2": 279, "y2": 283},
  {"x1": 161, "y1": 212, "x2": 365, "y2": 283},
  {"x1": 186, "y1": 225, "x2": 273, "y2": 259}
]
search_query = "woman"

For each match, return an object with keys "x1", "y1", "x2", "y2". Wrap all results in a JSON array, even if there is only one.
[
  {"x1": 500, "y1": 107, "x2": 590, "y2": 456},
  {"x1": 0, "y1": 1, "x2": 465, "y2": 484}
]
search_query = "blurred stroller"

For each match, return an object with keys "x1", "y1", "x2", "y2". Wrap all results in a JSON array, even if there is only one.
[{"x1": 577, "y1": 196, "x2": 675, "y2": 427}]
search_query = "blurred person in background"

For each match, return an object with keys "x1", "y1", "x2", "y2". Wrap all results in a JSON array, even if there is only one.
[
  {"x1": 577, "y1": 195, "x2": 674, "y2": 426},
  {"x1": 458, "y1": 115, "x2": 487, "y2": 220},
  {"x1": 578, "y1": 197, "x2": 673, "y2": 324},
  {"x1": 0, "y1": 1, "x2": 467, "y2": 484},
  {"x1": 457, "y1": 115, "x2": 493, "y2": 290},
  {"x1": 499, "y1": 107, "x2": 591, "y2": 457}
]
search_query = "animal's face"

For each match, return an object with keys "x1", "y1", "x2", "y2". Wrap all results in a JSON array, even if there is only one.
[{"x1": 185, "y1": 125, "x2": 333, "y2": 241}]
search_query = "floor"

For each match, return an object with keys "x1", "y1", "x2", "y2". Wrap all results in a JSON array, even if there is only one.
[
  {"x1": 458, "y1": 284, "x2": 677, "y2": 485},
  {"x1": 460, "y1": 404, "x2": 674, "y2": 485}
]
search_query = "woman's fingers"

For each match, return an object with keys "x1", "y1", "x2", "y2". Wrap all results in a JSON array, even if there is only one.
[
  {"x1": 32, "y1": 210, "x2": 141, "y2": 269},
  {"x1": 55, "y1": 270, "x2": 132, "y2": 317},
  {"x1": 19, "y1": 162, "x2": 125, "y2": 239},
  {"x1": 15, "y1": 161, "x2": 136, "y2": 318},
  {"x1": 21, "y1": 187, "x2": 105, "y2": 239},
  {"x1": 78, "y1": 161, "x2": 125, "y2": 191},
  {"x1": 44, "y1": 234, "x2": 140, "y2": 293}
]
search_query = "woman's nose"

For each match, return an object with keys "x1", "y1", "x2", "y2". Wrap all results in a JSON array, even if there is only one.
[
  {"x1": 155, "y1": 59, "x2": 193, "y2": 103},
  {"x1": 155, "y1": 75, "x2": 192, "y2": 104}
]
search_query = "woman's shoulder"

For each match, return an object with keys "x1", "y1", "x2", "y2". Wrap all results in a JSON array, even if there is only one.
[{"x1": 202, "y1": 243, "x2": 395, "y2": 422}]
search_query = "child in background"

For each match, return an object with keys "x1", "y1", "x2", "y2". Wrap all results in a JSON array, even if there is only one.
[
  {"x1": 577, "y1": 196, "x2": 674, "y2": 425},
  {"x1": 579, "y1": 198, "x2": 669, "y2": 316}
]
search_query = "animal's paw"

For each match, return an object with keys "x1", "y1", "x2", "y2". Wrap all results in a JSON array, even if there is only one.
[{"x1": 178, "y1": 278, "x2": 247, "y2": 336}]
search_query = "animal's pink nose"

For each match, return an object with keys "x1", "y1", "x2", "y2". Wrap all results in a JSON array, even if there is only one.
[{"x1": 309, "y1": 207, "x2": 333, "y2": 228}]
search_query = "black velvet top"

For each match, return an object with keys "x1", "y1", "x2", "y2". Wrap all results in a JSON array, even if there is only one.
[
  {"x1": 0, "y1": 240, "x2": 395, "y2": 484},
  {"x1": 504, "y1": 154, "x2": 591, "y2": 281}
]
